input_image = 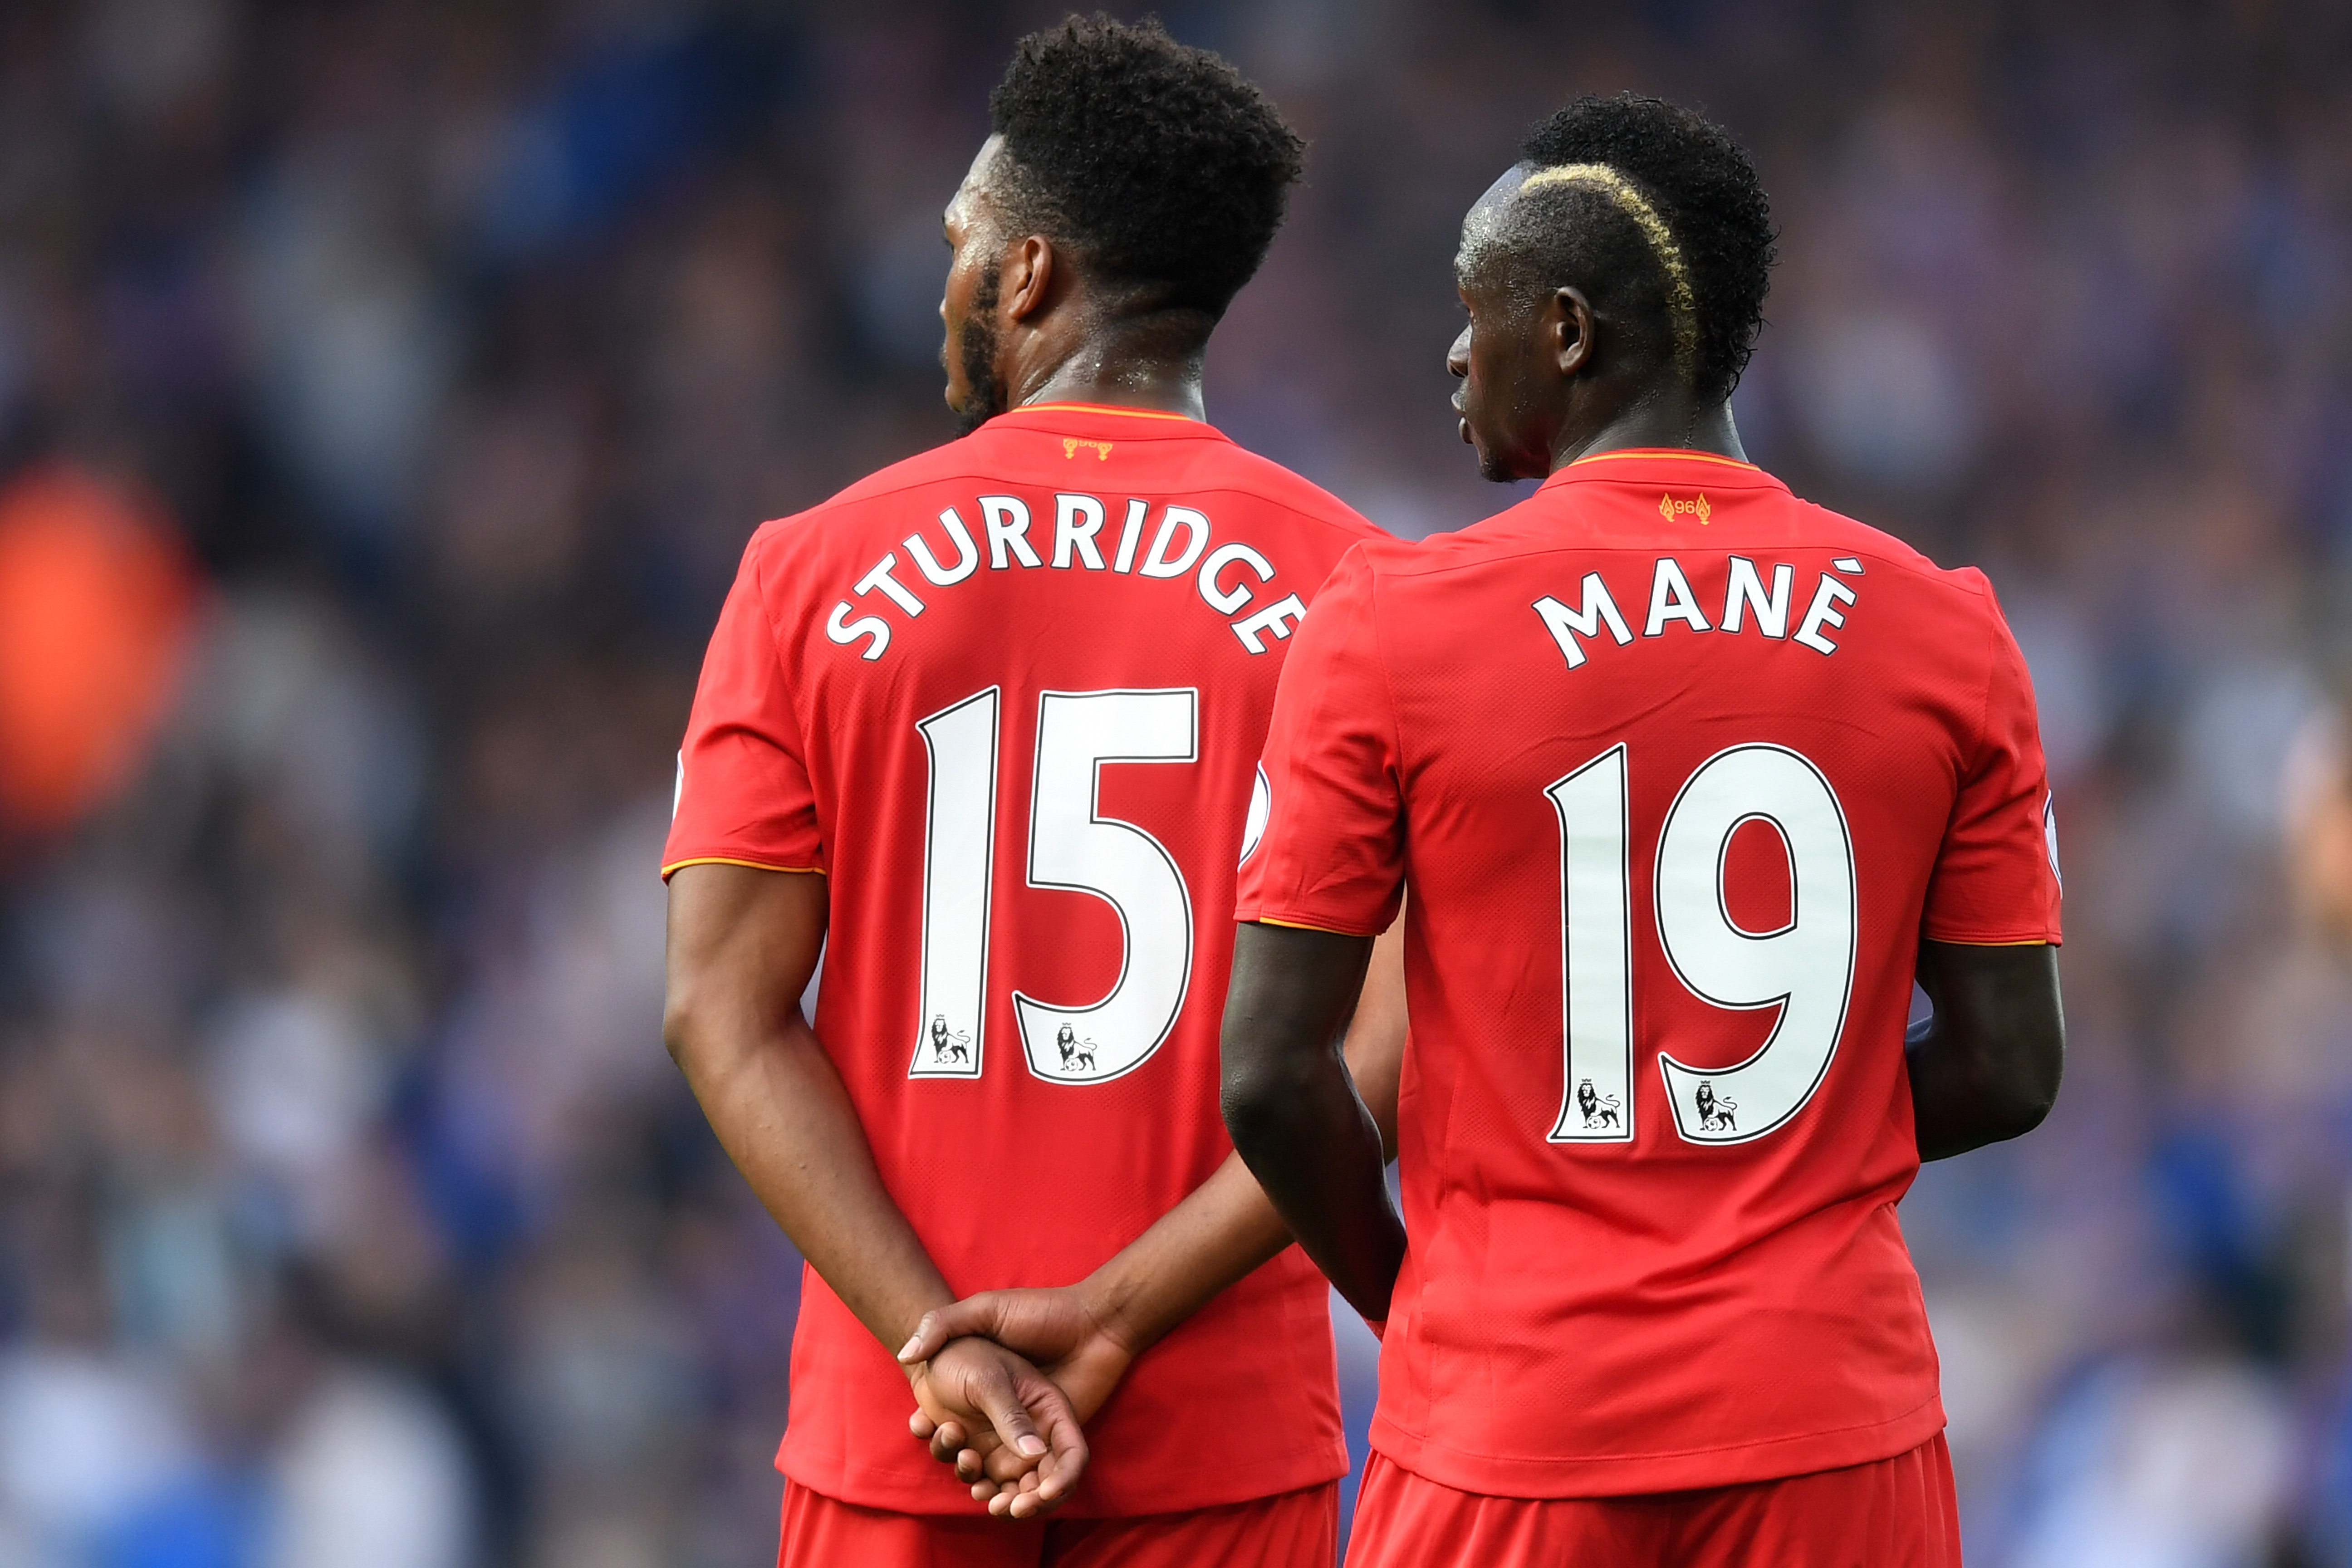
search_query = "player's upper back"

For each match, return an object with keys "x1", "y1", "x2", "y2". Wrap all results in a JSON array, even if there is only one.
[
  {"x1": 1361, "y1": 449, "x2": 2042, "y2": 923},
  {"x1": 761, "y1": 402, "x2": 1374, "y2": 695},
  {"x1": 666, "y1": 401, "x2": 1380, "y2": 1103}
]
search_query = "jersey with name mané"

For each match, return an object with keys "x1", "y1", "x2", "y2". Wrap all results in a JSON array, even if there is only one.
[{"x1": 1238, "y1": 447, "x2": 2061, "y2": 1499}]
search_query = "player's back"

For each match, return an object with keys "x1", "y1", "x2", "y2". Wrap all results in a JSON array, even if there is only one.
[
  {"x1": 1242, "y1": 447, "x2": 2060, "y2": 1498},
  {"x1": 665, "y1": 402, "x2": 1381, "y2": 1514}
]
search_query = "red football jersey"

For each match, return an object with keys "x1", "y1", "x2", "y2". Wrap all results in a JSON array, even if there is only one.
[
  {"x1": 664, "y1": 403, "x2": 1382, "y2": 1515},
  {"x1": 1237, "y1": 448, "x2": 2061, "y2": 1499}
]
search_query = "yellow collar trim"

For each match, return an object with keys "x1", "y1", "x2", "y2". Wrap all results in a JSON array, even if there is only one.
[
  {"x1": 1014, "y1": 402, "x2": 1203, "y2": 424},
  {"x1": 1564, "y1": 448, "x2": 1761, "y2": 473}
]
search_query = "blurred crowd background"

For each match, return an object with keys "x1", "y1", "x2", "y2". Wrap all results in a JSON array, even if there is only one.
[{"x1": 2, "y1": 0, "x2": 2351, "y2": 1564}]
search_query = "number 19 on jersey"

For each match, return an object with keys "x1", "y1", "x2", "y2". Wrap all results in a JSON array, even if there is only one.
[{"x1": 1548, "y1": 743, "x2": 1857, "y2": 1147}]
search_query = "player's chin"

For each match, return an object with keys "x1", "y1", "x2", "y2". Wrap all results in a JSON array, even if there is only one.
[{"x1": 1474, "y1": 442, "x2": 1520, "y2": 484}]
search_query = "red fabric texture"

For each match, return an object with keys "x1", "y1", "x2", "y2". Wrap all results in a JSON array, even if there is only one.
[
  {"x1": 667, "y1": 404, "x2": 1381, "y2": 1514},
  {"x1": 778, "y1": 1478, "x2": 1339, "y2": 1568},
  {"x1": 1240, "y1": 449, "x2": 2059, "y2": 1496},
  {"x1": 1346, "y1": 1437, "x2": 1961, "y2": 1568}
]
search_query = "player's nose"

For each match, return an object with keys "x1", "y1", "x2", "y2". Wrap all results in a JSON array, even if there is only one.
[{"x1": 1446, "y1": 323, "x2": 1471, "y2": 377}]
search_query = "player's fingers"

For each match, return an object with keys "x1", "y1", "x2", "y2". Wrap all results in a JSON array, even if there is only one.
[
  {"x1": 929, "y1": 1420, "x2": 970, "y2": 1464},
  {"x1": 1005, "y1": 1469, "x2": 1059, "y2": 1520},
  {"x1": 897, "y1": 1296, "x2": 1006, "y2": 1364},
  {"x1": 1009, "y1": 1372, "x2": 1088, "y2": 1505},
  {"x1": 954, "y1": 1445, "x2": 986, "y2": 1483},
  {"x1": 982, "y1": 1445, "x2": 1035, "y2": 1485},
  {"x1": 966, "y1": 1360, "x2": 1052, "y2": 1462},
  {"x1": 908, "y1": 1407, "x2": 935, "y2": 1441}
]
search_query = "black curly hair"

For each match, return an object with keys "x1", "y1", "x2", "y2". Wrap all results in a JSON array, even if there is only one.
[
  {"x1": 986, "y1": 15, "x2": 1304, "y2": 327},
  {"x1": 1504, "y1": 94, "x2": 1776, "y2": 407}
]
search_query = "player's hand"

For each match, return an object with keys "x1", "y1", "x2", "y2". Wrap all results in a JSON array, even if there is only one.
[
  {"x1": 898, "y1": 1287, "x2": 1136, "y2": 1504},
  {"x1": 903, "y1": 1335, "x2": 1089, "y2": 1518}
]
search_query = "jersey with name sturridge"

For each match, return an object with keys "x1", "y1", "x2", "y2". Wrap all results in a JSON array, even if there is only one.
[{"x1": 666, "y1": 402, "x2": 1383, "y2": 1515}]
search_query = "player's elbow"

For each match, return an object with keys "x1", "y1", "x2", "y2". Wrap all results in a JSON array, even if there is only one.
[
  {"x1": 1219, "y1": 1048, "x2": 1312, "y2": 1158},
  {"x1": 661, "y1": 980, "x2": 713, "y2": 1073},
  {"x1": 1993, "y1": 1040, "x2": 2063, "y2": 1140}
]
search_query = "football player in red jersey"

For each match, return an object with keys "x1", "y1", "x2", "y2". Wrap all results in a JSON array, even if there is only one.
[
  {"x1": 1221, "y1": 94, "x2": 2067, "y2": 1567},
  {"x1": 661, "y1": 17, "x2": 1401, "y2": 1567}
]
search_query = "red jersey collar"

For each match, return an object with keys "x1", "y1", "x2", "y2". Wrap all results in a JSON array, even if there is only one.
[
  {"x1": 986, "y1": 401, "x2": 1230, "y2": 441},
  {"x1": 1538, "y1": 446, "x2": 1784, "y2": 493}
]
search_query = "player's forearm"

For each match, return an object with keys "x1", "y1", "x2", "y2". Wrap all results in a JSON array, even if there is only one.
[
  {"x1": 1220, "y1": 923, "x2": 1407, "y2": 1321},
  {"x1": 1907, "y1": 940, "x2": 2065, "y2": 1161},
  {"x1": 672, "y1": 1010, "x2": 954, "y2": 1350},
  {"x1": 1071, "y1": 921, "x2": 1411, "y2": 1352},
  {"x1": 1223, "y1": 1042, "x2": 1402, "y2": 1319},
  {"x1": 1075, "y1": 1151, "x2": 1292, "y2": 1356}
]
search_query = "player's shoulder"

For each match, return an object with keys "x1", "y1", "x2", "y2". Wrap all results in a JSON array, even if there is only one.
[
  {"x1": 762, "y1": 439, "x2": 980, "y2": 532},
  {"x1": 1183, "y1": 439, "x2": 1386, "y2": 544},
  {"x1": 1782, "y1": 495, "x2": 1991, "y2": 583},
  {"x1": 735, "y1": 439, "x2": 982, "y2": 574}
]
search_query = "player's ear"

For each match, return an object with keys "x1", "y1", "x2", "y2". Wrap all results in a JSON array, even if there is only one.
[
  {"x1": 1002, "y1": 234, "x2": 1056, "y2": 324},
  {"x1": 1550, "y1": 286, "x2": 1595, "y2": 379}
]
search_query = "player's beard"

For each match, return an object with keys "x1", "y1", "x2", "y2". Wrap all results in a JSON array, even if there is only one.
[{"x1": 951, "y1": 264, "x2": 1003, "y2": 437}]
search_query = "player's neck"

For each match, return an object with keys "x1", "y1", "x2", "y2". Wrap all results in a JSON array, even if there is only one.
[
  {"x1": 1007, "y1": 317, "x2": 1209, "y2": 421},
  {"x1": 1014, "y1": 355, "x2": 1205, "y2": 421},
  {"x1": 1548, "y1": 396, "x2": 1746, "y2": 472}
]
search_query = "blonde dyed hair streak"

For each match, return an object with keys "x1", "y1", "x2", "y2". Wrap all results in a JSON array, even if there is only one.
[{"x1": 1517, "y1": 163, "x2": 1699, "y2": 387}]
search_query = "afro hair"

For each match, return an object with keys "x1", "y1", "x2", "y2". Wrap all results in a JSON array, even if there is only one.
[{"x1": 988, "y1": 15, "x2": 1305, "y2": 323}]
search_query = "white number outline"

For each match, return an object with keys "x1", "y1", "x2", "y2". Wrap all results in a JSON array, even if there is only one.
[
  {"x1": 1010, "y1": 687, "x2": 1200, "y2": 1085},
  {"x1": 1544, "y1": 745, "x2": 1635, "y2": 1143},
  {"x1": 1651, "y1": 742, "x2": 1858, "y2": 1145},
  {"x1": 909, "y1": 687, "x2": 1000, "y2": 1078}
]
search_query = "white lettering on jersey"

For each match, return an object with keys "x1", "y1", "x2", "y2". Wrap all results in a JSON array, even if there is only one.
[
  {"x1": 1198, "y1": 541, "x2": 1275, "y2": 614},
  {"x1": 835, "y1": 494, "x2": 1311, "y2": 660},
  {"x1": 1053, "y1": 493, "x2": 1107, "y2": 570},
  {"x1": 1534, "y1": 574, "x2": 1635, "y2": 669},
  {"x1": 1793, "y1": 573, "x2": 1858, "y2": 655},
  {"x1": 1721, "y1": 557, "x2": 1792, "y2": 637},
  {"x1": 980, "y1": 495, "x2": 1042, "y2": 569},
  {"x1": 1232, "y1": 594, "x2": 1306, "y2": 653},
  {"x1": 827, "y1": 601, "x2": 889, "y2": 660},
  {"x1": 1646, "y1": 557, "x2": 1712, "y2": 636},
  {"x1": 1537, "y1": 559, "x2": 1863, "y2": 670},
  {"x1": 1139, "y1": 506, "x2": 1211, "y2": 578},
  {"x1": 1112, "y1": 499, "x2": 1149, "y2": 573},
  {"x1": 855, "y1": 552, "x2": 926, "y2": 616},
  {"x1": 906, "y1": 508, "x2": 981, "y2": 584}
]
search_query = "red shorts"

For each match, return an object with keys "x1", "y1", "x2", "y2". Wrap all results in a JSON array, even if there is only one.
[
  {"x1": 779, "y1": 1477, "x2": 1338, "y2": 1568},
  {"x1": 1346, "y1": 1435, "x2": 1961, "y2": 1568}
]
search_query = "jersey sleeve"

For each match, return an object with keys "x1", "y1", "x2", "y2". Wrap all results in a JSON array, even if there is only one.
[
  {"x1": 661, "y1": 534, "x2": 825, "y2": 878},
  {"x1": 1920, "y1": 585, "x2": 2063, "y2": 944},
  {"x1": 1235, "y1": 546, "x2": 1406, "y2": 936}
]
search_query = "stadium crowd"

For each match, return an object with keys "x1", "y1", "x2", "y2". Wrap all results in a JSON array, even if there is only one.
[{"x1": 0, "y1": 1, "x2": 2349, "y2": 1563}]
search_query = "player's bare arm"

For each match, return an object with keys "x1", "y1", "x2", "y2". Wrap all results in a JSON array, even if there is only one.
[
  {"x1": 1907, "y1": 939, "x2": 2064, "y2": 1161},
  {"x1": 900, "y1": 916, "x2": 1407, "y2": 1499},
  {"x1": 662, "y1": 862, "x2": 1087, "y2": 1512},
  {"x1": 1219, "y1": 922, "x2": 1409, "y2": 1324}
]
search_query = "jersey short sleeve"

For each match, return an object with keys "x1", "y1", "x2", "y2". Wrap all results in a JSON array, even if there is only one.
[
  {"x1": 1920, "y1": 582, "x2": 2063, "y2": 944},
  {"x1": 662, "y1": 535, "x2": 824, "y2": 877},
  {"x1": 1235, "y1": 547, "x2": 1406, "y2": 936}
]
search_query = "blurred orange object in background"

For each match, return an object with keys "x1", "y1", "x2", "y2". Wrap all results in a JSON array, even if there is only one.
[{"x1": 0, "y1": 465, "x2": 201, "y2": 834}]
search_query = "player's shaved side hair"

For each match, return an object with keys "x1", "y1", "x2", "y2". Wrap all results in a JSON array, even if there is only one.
[
  {"x1": 988, "y1": 14, "x2": 1305, "y2": 333},
  {"x1": 1482, "y1": 94, "x2": 1775, "y2": 407}
]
